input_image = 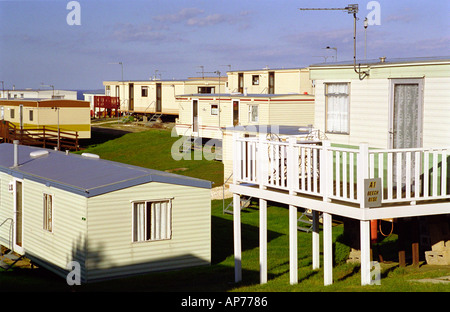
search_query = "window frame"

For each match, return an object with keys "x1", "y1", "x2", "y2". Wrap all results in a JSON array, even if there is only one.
[
  {"x1": 132, "y1": 199, "x2": 172, "y2": 243},
  {"x1": 210, "y1": 104, "x2": 219, "y2": 116},
  {"x1": 43, "y1": 193, "x2": 53, "y2": 233},
  {"x1": 248, "y1": 104, "x2": 259, "y2": 123},
  {"x1": 252, "y1": 75, "x2": 260, "y2": 85},
  {"x1": 198, "y1": 86, "x2": 215, "y2": 94},
  {"x1": 141, "y1": 86, "x2": 148, "y2": 97},
  {"x1": 29, "y1": 110, "x2": 34, "y2": 121},
  {"x1": 324, "y1": 82, "x2": 350, "y2": 134}
]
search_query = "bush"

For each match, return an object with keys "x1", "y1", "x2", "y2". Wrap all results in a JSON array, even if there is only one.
[{"x1": 334, "y1": 234, "x2": 351, "y2": 265}]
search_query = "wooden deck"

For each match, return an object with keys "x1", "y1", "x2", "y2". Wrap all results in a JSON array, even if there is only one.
[{"x1": 0, "y1": 120, "x2": 79, "y2": 151}]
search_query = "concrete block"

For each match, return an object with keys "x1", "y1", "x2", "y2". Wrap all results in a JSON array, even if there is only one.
[{"x1": 425, "y1": 249, "x2": 450, "y2": 265}]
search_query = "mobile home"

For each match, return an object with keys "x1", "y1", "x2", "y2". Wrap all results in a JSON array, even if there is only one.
[
  {"x1": 103, "y1": 77, "x2": 227, "y2": 117},
  {"x1": 308, "y1": 56, "x2": 450, "y2": 149},
  {"x1": 0, "y1": 143, "x2": 211, "y2": 282},
  {"x1": 229, "y1": 57, "x2": 450, "y2": 287},
  {"x1": 174, "y1": 93, "x2": 315, "y2": 140},
  {"x1": 1, "y1": 89, "x2": 77, "y2": 100},
  {"x1": 226, "y1": 67, "x2": 313, "y2": 95},
  {"x1": 0, "y1": 99, "x2": 91, "y2": 139}
]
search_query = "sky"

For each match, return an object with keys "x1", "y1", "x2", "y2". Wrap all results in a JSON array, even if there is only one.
[{"x1": 0, "y1": 0, "x2": 449, "y2": 90}]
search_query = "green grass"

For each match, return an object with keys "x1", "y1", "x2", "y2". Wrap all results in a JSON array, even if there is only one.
[
  {"x1": 76, "y1": 128, "x2": 224, "y2": 187},
  {"x1": 2, "y1": 199, "x2": 449, "y2": 292}
]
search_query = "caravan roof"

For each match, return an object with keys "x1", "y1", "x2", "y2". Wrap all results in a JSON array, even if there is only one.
[{"x1": 0, "y1": 143, "x2": 211, "y2": 197}]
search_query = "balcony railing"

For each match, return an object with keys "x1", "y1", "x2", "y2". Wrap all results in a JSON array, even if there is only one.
[{"x1": 233, "y1": 133, "x2": 450, "y2": 206}]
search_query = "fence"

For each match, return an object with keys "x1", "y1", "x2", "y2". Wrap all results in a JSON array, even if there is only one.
[{"x1": 233, "y1": 133, "x2": 450, "y2": 206}]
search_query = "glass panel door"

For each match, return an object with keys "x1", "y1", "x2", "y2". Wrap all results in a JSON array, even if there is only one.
[{"x1": 14, "y1": 180, "x2": 24, "y2": 253}]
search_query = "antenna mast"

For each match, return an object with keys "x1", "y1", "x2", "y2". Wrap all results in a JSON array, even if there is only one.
[{"x1": 299, "y1": 4, "x2": 369, "y2": 80}]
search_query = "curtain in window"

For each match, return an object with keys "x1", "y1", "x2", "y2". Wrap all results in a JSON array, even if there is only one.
[
  {"x1": 150, "y1": 201, "x2": 171, "y2": 240},
  {"x1": 134, "y1": 201, "x2": 171, "y2": 242},
  {"x1": 393, "y1": 84, "x2": 419, "y2": 149},
  {"x1": 392, "y1": 83, "x2": 420, "y2": 188},
  {"x1": 250, "y1": 105, "x2": 258, "y2": 122},
  {"x1": 43, "y1": 194, "x2": 52, "y2": 232},
  {"x1": 133, "y1": 202, "x2": 146, "y2": 242},
  {"x1": 326, "y1": 83, "x2": 349, "y2": 133}
]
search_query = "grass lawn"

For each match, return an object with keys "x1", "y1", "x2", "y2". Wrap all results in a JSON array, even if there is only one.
[
  {"x1": 1, "y1": 127, "x2": 449, "y2": 293},
  {"x1": 1, "y1": 199, "x2": 449, "y2": 292},
  {"x1": 77, "y1": 126, "x2": 224, "y2": 186}
]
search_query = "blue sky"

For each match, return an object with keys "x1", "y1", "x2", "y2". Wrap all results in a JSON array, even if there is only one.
[{"x1": 1, "y1": 0, "x2": 449, "y2": 90}]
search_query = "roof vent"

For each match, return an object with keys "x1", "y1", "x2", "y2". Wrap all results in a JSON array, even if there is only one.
[
  {"x1": 30, "y1": 150, "x2": 49, "y2": 158},
  {"x1": 81, "y1": 153, "x2": 100, "y2": 159}
]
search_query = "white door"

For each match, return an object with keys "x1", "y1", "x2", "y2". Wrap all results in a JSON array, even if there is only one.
[
  {"x1": 389, "y1": 79, "x2": 423, "y2": 189},
  {"x1": 389, "y1": 79, "x2": 423, "y2": 149},
  {"x1": 13, "y1": 179, "x2": 24, "y2": 254}
]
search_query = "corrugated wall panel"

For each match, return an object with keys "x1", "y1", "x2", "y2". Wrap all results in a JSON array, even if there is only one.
[
  {"x1": 19, "y1": 179, "x2": 88, "y2": 279},
  {"x1": 86, "y1": 182, "x2": 211, "y2": 282},
  {"x1": 268, "y1": 100, "x2": 315, "y2": 127},
  {"x1": 0, "y1": 173, "x2": 14, "y2": 247},
  {"x1": 423, "y1": 77, "x2": 450, "y2": 148}
]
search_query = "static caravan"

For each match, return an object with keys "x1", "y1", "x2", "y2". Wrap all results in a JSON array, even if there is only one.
[
  {"x1": 0, "y1": 143, "x2": 211, "y2": 283},
  {"x1": 1, "y1": 89, "x2": 77, "y2": 100},
  {"x1": 103, "y1": 77, "x2": 227, "y2": 117},
  {"x1": 308, "y1": 56, "x2": 450, "y2": 149},
  {"x1": 0, "y1": 99, "x2": 91, "y2": 139},
  {"x1": 175, "y1": 93, "x2": 315, "y2": 140},
  {"x1": 226, "y1": 67, "x2": 313, "y2": 95}
]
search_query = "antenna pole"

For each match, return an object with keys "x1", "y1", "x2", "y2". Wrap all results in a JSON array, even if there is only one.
[{"x1": 299, "y1": 4, "x2": 368, "y2": 80}]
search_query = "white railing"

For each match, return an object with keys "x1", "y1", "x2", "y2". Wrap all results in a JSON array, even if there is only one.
[
  {"x1": 233, "y1": 133, "x2": 450, "y2": 206},
  {"x1": 368, "y1": 147, "x2": 448, "y2": 203}
]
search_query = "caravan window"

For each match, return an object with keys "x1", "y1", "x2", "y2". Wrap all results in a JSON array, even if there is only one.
[
  {"x1": 249, "y1": 105, "x2": 259, "y2": 123},
  {"x1": 325, "y1": 83, "x2": 350, "y2": 134},
  {"x1": 141, "y1": 86, "x2": 148, "y2": 97},
  {"x1": 43, "y1": 193, "x2": 53, "y2": 232},
  {"x1": 132, "y1": 200, "x2": 172, "y2": 242},
  {"x1": 211, "y1": 104, "x2": 219, "y2": 115}
]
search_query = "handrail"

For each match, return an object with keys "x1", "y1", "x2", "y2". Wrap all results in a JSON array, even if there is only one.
[
  {"x1": 0, "y1": 121, "x2": 79, "y2": 150},
  {"x1": 0, "y1": 218, "x2": 14, "y2": 252},
  {"x1": 223, "y1": 172, "x2": 234, "y2": 214},
  {"x1": 233, "y1": 134, "x2": 450, "y2": 206},
  {"x1": 143, "y1": 101, "x2": 156, "y2": 114}
]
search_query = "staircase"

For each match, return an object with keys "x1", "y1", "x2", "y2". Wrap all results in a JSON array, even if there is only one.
[
  {"x1": 0, "y1": 249, "x2": 24, "y2": 271},
  {"x1": 297, "y1": 209, "x2": 321, "y2": 233},
  {"x1": 223, "y1": 195, "x2": 253, "y2": 215},
  {"x1": 0, "y1": 218, "x2": 24, "y2": 271},
  {"x1": 148, "y1": 113, "x2": 163, "y2": 123}
]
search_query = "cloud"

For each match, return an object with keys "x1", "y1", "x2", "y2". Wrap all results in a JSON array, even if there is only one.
[
  {"x1": 111, "y1": 23, "x2": 170, "y2": 42},
  {"x1": 384, "y1": 13, "x2": 416, "y2": 23},
  {"x1": 186, "y1": 13, "x2": 228, "y2": 27},
  {"x1": 153, "y1": 7, "x2": 204, "y2": 23},
  {"x1": 153, "y1": 7, "x2": 250, "y2": 29}
]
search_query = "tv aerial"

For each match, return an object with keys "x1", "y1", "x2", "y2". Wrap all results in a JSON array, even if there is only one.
[{"x1": 299, "y1": 4, "x2": 369, "y2": 80}]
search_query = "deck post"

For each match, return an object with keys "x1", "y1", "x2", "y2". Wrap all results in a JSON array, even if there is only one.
[
  {"x1": 233, "y1": 132, "x2": 239, "y2": 185},
  {"x1": 323, "y1": 212, "x2": 333, "y2": 285},
  {"x1": 289, "y1": 205, "x2": 298, "y2": 284},
  {"x1": 358, "y1": 142, "x2": 372, "y2": 286},
  {"x1": 233, "y1": 193, "x2": 242, "y2": 283},
  {"x1": 320, "y1": 141, "x2": 331, "y2": 279},
  {"x1": 360, "y1": 220, "x2": 371, "y2": 285},
  {"x1": 312, "y1": 210, "x2": 320, "y2": 270},
  {"x1": 259, "y1": 198, "x2": 267, "y2": 284},
  {"x1": 258, "y1": 133, "x2": 267, "y2": 189}
]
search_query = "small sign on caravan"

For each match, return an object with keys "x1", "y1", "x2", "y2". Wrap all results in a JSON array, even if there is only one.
[{"x1": 364, "y1": 178, "x2": 382, "y2": 208}]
